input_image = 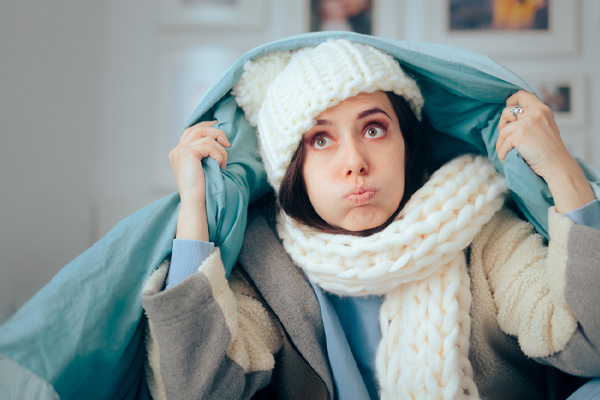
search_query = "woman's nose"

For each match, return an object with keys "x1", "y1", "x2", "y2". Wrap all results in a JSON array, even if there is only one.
[{"x1": 343, "y1": 140, "x2": 368, "y2": 177}]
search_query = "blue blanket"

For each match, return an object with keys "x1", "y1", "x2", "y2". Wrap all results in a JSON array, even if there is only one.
[{"x1": 1, "y1": 31, "x2": 598, "y2": 399}]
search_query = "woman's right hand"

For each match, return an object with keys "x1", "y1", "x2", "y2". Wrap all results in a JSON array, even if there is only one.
[{"x1": 169, "y1": 120, "x2": 230, "y2": 240}]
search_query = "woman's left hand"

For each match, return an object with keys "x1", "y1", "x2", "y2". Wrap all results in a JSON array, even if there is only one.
[
  {"x1": 497, "y1": 90, "x2": 570, "y2": 179},
  {"x1": 496, "y1": 90, "x2": 595, "y2": 213}
]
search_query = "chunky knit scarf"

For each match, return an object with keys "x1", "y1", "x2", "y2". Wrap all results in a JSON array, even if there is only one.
[{"x1": 277, "y1": 155, "x2": 507, "y2": 399}]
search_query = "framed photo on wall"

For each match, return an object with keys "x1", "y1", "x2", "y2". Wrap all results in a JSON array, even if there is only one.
[
  {"x1": 522, "y1": 74, "x2": 586, "y2": 129},
  {"x1": 307, "y1": 0, "x2": 407, "y2": 38},
  {"x1": 156, "y1": 0, "x2": 266, "y2": 29},
  {"x1": 423, "y1": 0, "x2": 578, "y2": 57},
  {"x1": 309, "y1": 0, "x2": 374, "y2": 34}
]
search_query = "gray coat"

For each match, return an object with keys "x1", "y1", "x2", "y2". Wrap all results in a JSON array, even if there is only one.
[{"x1": 142, "y1": 197, "x2": 600, "y2": 400}]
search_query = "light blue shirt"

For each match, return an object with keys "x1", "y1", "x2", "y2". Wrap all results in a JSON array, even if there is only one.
[{"x1": 165, "y1": 240, "x2": 214, "y2": 289}]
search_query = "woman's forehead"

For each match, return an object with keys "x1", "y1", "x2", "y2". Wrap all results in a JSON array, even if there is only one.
[{"x1": 314, "y1": 91, "x2": 394, "y2": 120}]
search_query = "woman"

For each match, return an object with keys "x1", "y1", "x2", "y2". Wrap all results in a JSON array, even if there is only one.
[{"x1": 142, "y1": 39, "x2": 599, "y2": 399}]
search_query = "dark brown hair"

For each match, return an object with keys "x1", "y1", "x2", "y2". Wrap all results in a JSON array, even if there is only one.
[{"x1": 277, "y1": 91, "x2": 427, "y2": 236}]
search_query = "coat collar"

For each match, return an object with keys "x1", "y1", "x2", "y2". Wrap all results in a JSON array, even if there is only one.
[{"x1": 237, "y1": 196, "x2": 335, "y2": 398}]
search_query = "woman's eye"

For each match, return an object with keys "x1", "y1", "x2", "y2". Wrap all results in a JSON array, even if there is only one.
[
  {"x1": 365, "y1": 125, "x2": 385, "y2": 138},
  {"x1": 313, "y1": 136, "x2": 331, "y2": 149}
]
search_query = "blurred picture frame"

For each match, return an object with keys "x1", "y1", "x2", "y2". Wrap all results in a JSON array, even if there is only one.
[
  {"x1": 155, "y1": 0, "x2": 266, "y2": 29},
  {"x1": 307, "y1": 0, "x2": 406, "y2": 38},
  {"x1": 309, "y1": 0, "x2": 373, "y2": 34},
  {"x1": 523, "y1": 74, "x2": 586, "y2": 130},
  {"x1": 423, "y1": 0, "x2": 578, "y2": 57}
]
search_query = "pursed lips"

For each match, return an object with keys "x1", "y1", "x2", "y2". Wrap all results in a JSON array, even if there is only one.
[{"x1": 344, "y1": 188, "x2": 377, "y2": 205}]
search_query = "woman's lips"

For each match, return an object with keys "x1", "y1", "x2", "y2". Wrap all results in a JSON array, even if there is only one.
[{"x1": 345, "y1": 189, "x2": 376, "y2": 205}]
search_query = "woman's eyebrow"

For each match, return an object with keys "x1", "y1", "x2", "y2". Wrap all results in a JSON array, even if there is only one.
[
  {"x1": 314, "y1": 119, "x2": 331, "y2": 126},
  {"x1": 358, "y1": 107, "x2": 391, "y2": 120},
  {"x1": 313, "y1": 107, "x2": 390, "y2": 126}
]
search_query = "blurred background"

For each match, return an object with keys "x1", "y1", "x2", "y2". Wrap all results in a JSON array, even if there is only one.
[{"x1": 1, "y1": 0, "x2": 599, "y2": 323}]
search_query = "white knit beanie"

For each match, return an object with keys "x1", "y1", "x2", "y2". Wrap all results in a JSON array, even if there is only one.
[{"x1": 233, "y1": 39, "x2": 424, "y2": 191}]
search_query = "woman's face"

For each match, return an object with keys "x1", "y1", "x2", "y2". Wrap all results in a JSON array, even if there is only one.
[{"x1": 302, "y1": 91, "x2": 406, "y2": 232}]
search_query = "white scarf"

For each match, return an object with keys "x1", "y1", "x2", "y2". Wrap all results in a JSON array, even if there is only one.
[{"x1": 277, "y1": 155, "x2": 507, "y2": 399}]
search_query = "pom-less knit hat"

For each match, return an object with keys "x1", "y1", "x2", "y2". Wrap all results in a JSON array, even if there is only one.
[{"x1": 233, "y1": 39, "x2": 424, "y2": 191}]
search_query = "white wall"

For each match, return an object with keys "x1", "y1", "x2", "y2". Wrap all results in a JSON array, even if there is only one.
[
  {"x1": 94, "y1": 0, "x2": 307, "y2": 238},
  {"x1": 1, "y1": 0, "x2": 598, "y2": 323},
  {"x1": 0, "y1": 0, "x2": 106, "y2": 322}
]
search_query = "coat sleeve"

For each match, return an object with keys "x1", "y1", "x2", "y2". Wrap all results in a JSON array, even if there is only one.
[
  {"x1": 141, "y1": 249, "x2": 283, "y2": 400},
  {"x1": 541, "y1": 219, "x2": 600, "y2": 376},
  {"x1": 471, "y1": 206, "x2": 600, "y2": 377}
]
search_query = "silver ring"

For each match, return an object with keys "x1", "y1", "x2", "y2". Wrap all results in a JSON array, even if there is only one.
[{"x1": 510, "y1": 104, "x2": 523, "y2": 118}]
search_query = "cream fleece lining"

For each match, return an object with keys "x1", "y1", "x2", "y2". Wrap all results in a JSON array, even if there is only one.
[
  {"x1": 472, "y1": 207, "x2": 577, "y2": 357},
  {"x1": 200, "y1": 248, "x2": 283, "y2": 373},
  {"x1": 143, "y1": 250, "x2": 283, "y2": 400},
  {"x1": 143, "y1": 249, "x2": 283, "y2": 400}
]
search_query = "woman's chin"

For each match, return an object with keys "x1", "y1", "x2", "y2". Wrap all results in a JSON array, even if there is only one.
[{"x1": 337, "y1": 212, "x2": 391, "y2": 233}]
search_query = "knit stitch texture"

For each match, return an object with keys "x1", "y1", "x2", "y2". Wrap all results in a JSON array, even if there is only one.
[
  {"x1": 233, "y1": 39, "x2": 424, "y2": 191},
  {"x1": 277, "y1": 155, "x2": 507, "y2": 399}
]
